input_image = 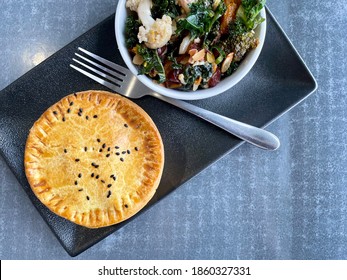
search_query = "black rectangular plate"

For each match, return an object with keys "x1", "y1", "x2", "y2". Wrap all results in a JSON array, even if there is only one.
[{"x1": 0, "y1": 9, "x2": 317, "y2": 257}]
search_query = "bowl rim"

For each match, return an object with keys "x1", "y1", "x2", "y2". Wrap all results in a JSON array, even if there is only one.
[{"x1": 115, "y1": 0, "x2": 267, "y2": 100}]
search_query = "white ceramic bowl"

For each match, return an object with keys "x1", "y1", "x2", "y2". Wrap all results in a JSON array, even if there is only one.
[{"x1": 115, "y1": 0, "x2": 266, "y2": 100}]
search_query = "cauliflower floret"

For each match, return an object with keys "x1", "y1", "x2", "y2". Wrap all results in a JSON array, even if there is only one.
[
  {"x1": 127, "y1": 0, "x2": 173, "y2": 49},
  {"x1": 138, "y1": 15, "x2": 173, "y2": 49},
  {"x1": 126, "y1": 0, "x2": 141, "y2": 11}
]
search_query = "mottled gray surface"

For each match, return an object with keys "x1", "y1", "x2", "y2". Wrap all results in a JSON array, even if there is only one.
[{"x1": 0, "y1": 0, "x2": 346, "y2": 259}]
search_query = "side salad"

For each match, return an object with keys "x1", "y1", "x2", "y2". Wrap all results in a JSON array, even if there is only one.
[{"x1": 125, "y1": 0, "x2": 265, "y2": 91}]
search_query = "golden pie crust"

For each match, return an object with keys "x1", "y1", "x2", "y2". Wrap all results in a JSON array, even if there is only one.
[{"x1": 24, "y1": 90, "x2": 164, "y2": 228}]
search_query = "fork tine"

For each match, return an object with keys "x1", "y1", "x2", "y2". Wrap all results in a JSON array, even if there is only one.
[
  {"x1": 72, "y1": 58, "x2": 122, "y2": 87},
  {"x1": 75, "y1": 53, "x2": 124, "y2": 81},
  {"x1": 78, "y1": 47, "x2": 128, "y2": 75},
  {"x1": 70, "y1": 64, "x2": 120, "y2": 92},
  {"x1": 72, "y1": 48, "x2": 149, "y2": 99}
]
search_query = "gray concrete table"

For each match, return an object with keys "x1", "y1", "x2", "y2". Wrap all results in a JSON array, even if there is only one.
[{"x1": 1, "y1": 0, "x2": 346, "y2": 259}]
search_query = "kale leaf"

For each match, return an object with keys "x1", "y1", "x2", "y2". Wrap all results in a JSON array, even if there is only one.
[
  {"x1": 183, "y1": 63, "x2": 213, "y2": 89},
  {"x1": 167, "y1": 53, "x2": 183, "y2": 70},
  {"x1": 136, "y1": 44, "x2": 166, "y2": 84},
  {"x1": 125, "y1": 14, "x2": 141, "y2": 49},
  {"x1": 152, "y1": 0, "x2": 180, "y2": 18},
  {"x1": 176, "y1": 0, "x2": 226, "y2": 40},
  {"x1": 222, "y1": 61, "x2": 239, "y2": 77}
]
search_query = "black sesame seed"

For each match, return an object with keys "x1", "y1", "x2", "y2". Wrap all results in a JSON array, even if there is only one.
[
  {"x1": 62, "y1": 117, "x2": 66, "y2": 122},
  {"x1": 107, "y1": 184, "x2": 112, "y2": 188},
  {"x1": 125, "y1": 204, "x2": 128, "y2": 208},
  {"x1": 122, "y1": 151, "x2": 126, "y2": 154},
  {"x1": 120, "y1": 158, "x2": 124, "y2": 162},
  {"x1": 127, "y1": 150, "x2": 131, "y2": 154},
  {"x1": 110, "y1": 175, "x2": 114, "y2": 178},
  {"x1": 84, "y1": 147, "x2": 87, "y2": 152},
  {"x1": 86, "y1": 116, "x2": 89, "y2": 120},
  {"x1": 96, "y1": 175, "x2": 99, "y2": 179},
  {"x1": 102, "y1": 143, "x2": 106, "y2": 149},
  {"x1": 97, "y1": 139, "x2": 101, "y2": 143},
  {"x1": 67, "y1": 108, "x2": 71, "y2": 113},
  {"x1": 107, "y1": 191, "x2": 111, "y2": 198},
  {"x1": 107, "y1": 147, "x2": 111, "y2": 152},
  {"x1": 69, "y1": 101, "x2": 74, "y2": 106},
  {"x1": 101, "y1": 180, "x2": 105, "y2": 183},
  {"x1": 86, "y1": 196, "x2": 90, "y2": 200},
  {"x1": 79, "y1": 108, "x2": 83, "y2": 113},
  {"x1": 116, "y1": 152, "x2": 120, "y2": 156},
  {"x1": 53, "y1": 111, "x2": 58, "y2": 115},
  {"x1": 75, "y1": 159, "x2": 80, "y2": 162},
  {"x1": 93, "y1": 115, "x2": 98, "y2": 118},
  {"x1": 91, "y1": 173, "x2": 94, "y2": 178},
  {"x1": 106, "y1": 154, "x2": 110, "y2": 158},
  {"x1": 64, "y1": 149, "x2": 67, "y2": 153},
  {"x1": 124, "y1": 124, "x2": 128, "y2": 128},
  {"x1": 115, "y1": 146, "x2": 119, "y2": 149},
  {"x1": 99, "y1": 149, "x2": 103, "y2": 153},
  {"x1": 135, "y1": 147, "x2": 139, "y2": 151},
  {"x1": 74, "y1": 181, "x2": 78, "y2": 185},
  {"x1": 91, "y1": 162, "x2": 99, "y2": 168},
  {"x1": 78, "y1": 173, "x2": 82, "y2": 178},
  {"x1": 78, "y1": 112, "x2": 82, "y2": 117},
  {"x1": 78, "y1": 189, "x2": 83, "y2": 192},
  {"x1": 73, "y1": 93, "x2": 77, "y2": 97}
]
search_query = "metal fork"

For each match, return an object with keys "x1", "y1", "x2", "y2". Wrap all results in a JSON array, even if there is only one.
[{"x1": 70, "y1": 47, "x2": 280, "y2": 150}]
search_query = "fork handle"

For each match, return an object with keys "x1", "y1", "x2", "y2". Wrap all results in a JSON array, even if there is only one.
[{"x1": 152, "y1": 93, "x2": 280, "y2": 150}]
